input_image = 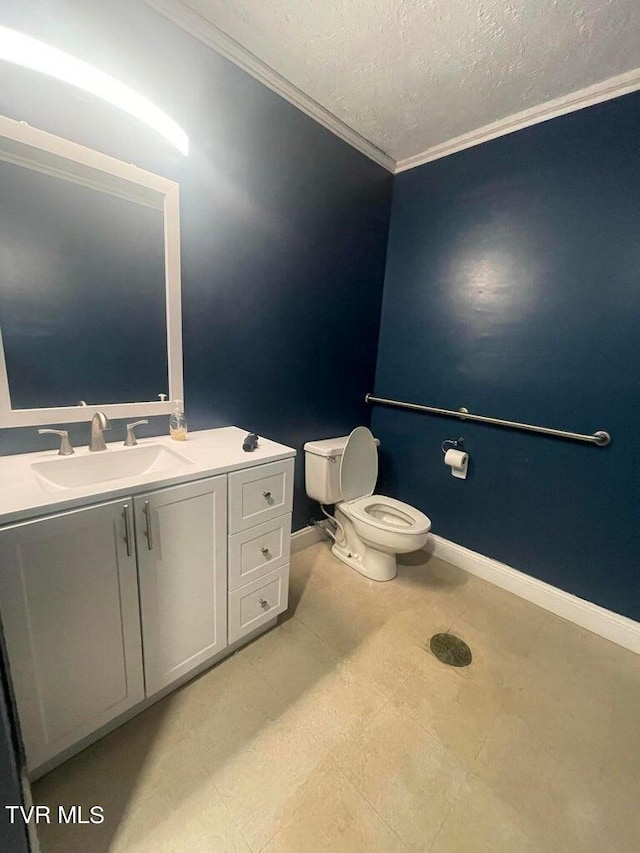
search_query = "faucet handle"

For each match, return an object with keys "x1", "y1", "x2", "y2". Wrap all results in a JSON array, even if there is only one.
[
  {"x1": 124, "y1": 419, "x2": 149, "y2": 447},
  {"x1": 38, "y1": 428, "x2": 74, "y2": 456}
]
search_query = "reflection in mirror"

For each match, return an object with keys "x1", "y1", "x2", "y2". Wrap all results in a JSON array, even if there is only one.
[
  {"x1": 0, "y1": 161, "x2": 168, "y2": 409},
  {"x1": 0, "y1": 115, "x2": 183, "y2": 427}
]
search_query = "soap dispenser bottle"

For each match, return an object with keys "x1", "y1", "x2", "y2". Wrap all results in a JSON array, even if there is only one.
[{"x1": 169, "y1": 399, "x2": 188, "y2": 441}]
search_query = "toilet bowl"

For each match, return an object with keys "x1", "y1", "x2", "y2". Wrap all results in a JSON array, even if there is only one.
[{"x1": 304, "y1": 427, "x2": 431, "y2": 581}]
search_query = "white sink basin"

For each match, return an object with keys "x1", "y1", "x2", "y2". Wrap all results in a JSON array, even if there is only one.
[{"x1": 31, "y1": 444, "x2": 192, "y2": 490}]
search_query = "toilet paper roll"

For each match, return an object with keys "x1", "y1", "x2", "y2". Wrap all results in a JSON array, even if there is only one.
[{"x1": 444, "y1": 448, "x2": 469, "y2": 479}]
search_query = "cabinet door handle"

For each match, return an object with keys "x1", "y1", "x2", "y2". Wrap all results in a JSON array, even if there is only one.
[
  {"x1": 143, "y1": 501, "x2": 153, "y2": 550},
  {"x1": 122, "y1": 504, "x2": 132, "y2": 557},
  {"x1": 260, "y1": 546, "x2": 271, "y2": 557},
  {"x1": 262, "y1": 491, "x2": 272, "y2": 499},
  {"x1": 259, "y1": 598, "x2": 270, "y2": 610}
]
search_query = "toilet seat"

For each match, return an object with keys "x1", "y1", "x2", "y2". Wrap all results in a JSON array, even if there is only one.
[
  {"x1": 342, "y1": 495, "x2": 431, "y2": 535},
  {"x1": 338, "y1": 427, "x2": 431, "y2": 537},
  {"x1": 339, "y1": 426, "x2": 378, "y2": 501}
]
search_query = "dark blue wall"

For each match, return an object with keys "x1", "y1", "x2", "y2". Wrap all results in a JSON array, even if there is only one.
[
  {"x1": 373, "y1": 93, "x2": 640, "y2": 620},
  {"x1": 0, "y1": 0, "x2": 393, "y2": 532}
]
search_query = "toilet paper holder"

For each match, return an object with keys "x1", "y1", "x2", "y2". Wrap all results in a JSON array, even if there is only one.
[{"x1": 441, "y1": 437, "x2": 465, "y2": 455}]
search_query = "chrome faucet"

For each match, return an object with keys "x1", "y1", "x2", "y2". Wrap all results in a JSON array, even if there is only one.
[{"x1": 89, "y1": 412, "x2": 111, "y2": 452}]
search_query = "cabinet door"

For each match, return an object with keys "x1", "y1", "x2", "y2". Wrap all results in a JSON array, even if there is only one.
[
  {"x1": 0, "y1": 500, "x2": 144, "y2": 773},
  {"x1": 135, "y1": 476, "x2": 227, "y2": 697}
]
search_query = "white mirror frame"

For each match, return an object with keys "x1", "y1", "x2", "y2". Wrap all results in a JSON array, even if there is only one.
[{"x1": 0, "y1": 114, "x2": 183, "y2": 427}]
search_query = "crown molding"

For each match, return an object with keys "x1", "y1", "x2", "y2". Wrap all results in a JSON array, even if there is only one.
[
  {"x1": 394, "y1": 67, "x2": 640, "y2": 173},
  {"x1": 143, "y1": 0, "x2": 395, "y2": 173},
  {"x1": 143, "y1": 3, "x2": 640, "y2": 177}
]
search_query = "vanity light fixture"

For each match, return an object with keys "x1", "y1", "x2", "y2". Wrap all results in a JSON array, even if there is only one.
[{"x1": 0, "y1": 25, "x2": 189, "y2": 155}]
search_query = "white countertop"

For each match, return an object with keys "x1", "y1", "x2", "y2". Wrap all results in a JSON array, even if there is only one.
[{"x1": 0, "y1": 427, "x2": 296, "y2": 527}]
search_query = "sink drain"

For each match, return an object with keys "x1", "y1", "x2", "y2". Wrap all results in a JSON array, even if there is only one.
[{"x1": 430, "y1": 633, "x2": 472, "y2": 667}]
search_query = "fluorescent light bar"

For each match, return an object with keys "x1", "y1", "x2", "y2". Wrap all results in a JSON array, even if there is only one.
[{"x1": 0, "y1": 25, "x2": 189, "y2": 155}]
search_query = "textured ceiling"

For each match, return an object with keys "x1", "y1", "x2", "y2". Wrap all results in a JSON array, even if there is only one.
[{"x1": 168, "y1": 0, "x2": 640, "y2": 163}]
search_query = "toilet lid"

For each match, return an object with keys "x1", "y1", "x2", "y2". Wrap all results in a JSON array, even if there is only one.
[{"x1": 339, "y1": 426, "x2": 378, "y2": 502}]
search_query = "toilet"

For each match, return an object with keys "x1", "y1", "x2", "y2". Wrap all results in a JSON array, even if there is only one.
[{"x1": 304, "y1": 426, "x2": 431, "y2": 581}]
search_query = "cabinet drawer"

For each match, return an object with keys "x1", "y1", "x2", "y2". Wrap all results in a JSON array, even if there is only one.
[
  {"x1": 229, "y1": 513, "x2": 291, "y2": 591},
  {"x1": 228, "y1": 459, "x2": 294, "y2": 533},
  {"x1": 228, "y1": 565, "x2": 289, "y2": 643}
]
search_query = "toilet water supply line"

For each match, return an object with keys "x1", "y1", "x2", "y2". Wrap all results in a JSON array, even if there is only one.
[{"x1": 318, "y1": 504, "x2": 347, "y2": 545}]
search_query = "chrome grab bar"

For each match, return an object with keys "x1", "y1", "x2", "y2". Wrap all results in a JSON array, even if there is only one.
[{"x1": 365, "y1": 394, "x2": 611, "y2": 447}]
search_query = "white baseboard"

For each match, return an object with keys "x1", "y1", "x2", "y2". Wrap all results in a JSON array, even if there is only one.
[
  {"x1": 291, "y1": 524, "x2": 325, "y2": 553},
  {"x1": 427, "y1": 534, "x2": 640, "y2": 655},
  {"x1": 290, "y1": 525, "x2": 640, "y2": 654}
]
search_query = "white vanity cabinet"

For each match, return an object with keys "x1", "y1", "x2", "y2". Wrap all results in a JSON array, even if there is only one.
[
  {"x1": 135, "y1": 476, "x2": 227, "y2": 697},
  {"x1": 0, "y1": 500, "x2": 144, "y2": 772},
  {"x1": 0, "y1": 428, "x2": 295, "y2": 777}
]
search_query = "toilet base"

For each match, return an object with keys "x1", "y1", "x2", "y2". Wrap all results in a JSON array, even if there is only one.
[{"x1": 331, "y1": 541, "x2": 397, "y2": 582}]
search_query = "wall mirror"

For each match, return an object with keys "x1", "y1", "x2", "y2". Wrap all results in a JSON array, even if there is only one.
[{"x1": 0, "y1": 114, "x2": 183, "y2": 427}]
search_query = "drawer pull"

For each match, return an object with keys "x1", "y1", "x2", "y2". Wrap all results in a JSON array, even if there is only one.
[
  {"x1": 259, "y1": 598, "x2": 270, "y2": 610},
  {"x1": 262, "y1": 490, "x2": 272, "y2": 499},
  {"x1": 260, "y1": 546, "x2": 271, "y2": 557}
]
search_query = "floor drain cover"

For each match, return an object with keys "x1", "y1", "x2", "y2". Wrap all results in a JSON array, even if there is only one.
[{"x1": 430, "y1": 633, "x2": 472, "y2": 667}]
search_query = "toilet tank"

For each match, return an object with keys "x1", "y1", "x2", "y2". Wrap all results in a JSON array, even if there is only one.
[{"x1": 303, "y1": 434, "x2": 379, "y2": 504}]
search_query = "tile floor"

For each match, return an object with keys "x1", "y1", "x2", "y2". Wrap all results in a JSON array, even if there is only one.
[{"x1": 33, "y1": 542, "x2": 640, "y2": 852}]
